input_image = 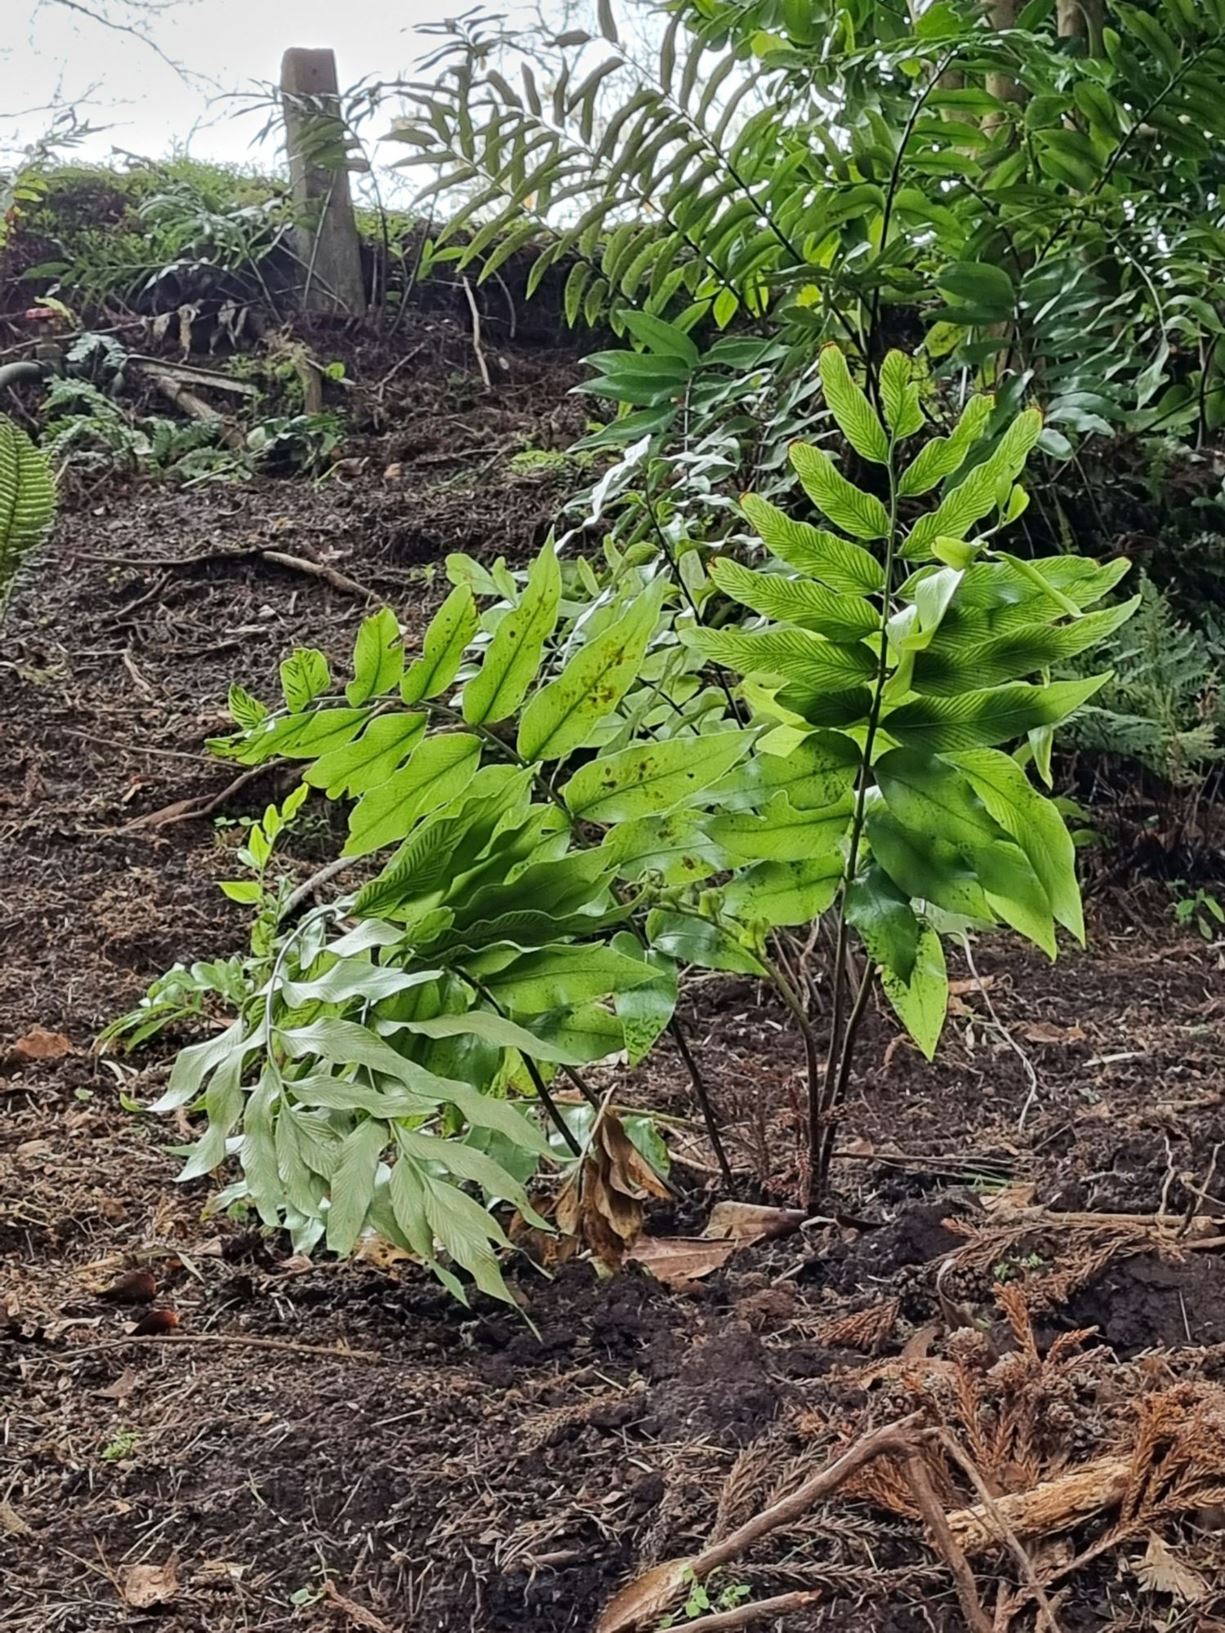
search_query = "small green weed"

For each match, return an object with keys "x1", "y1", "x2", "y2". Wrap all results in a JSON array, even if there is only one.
[
  {"x1": 1171, "y1": 884, "x2": 1225, "y2": 943},
  {"x1": 993, "y1": 1252, "x2": 1046, "y2": 1285},
  {"x1": 101, "y1": 1429, "x2": 140, "y2": 1462},
  {"x1": 659, "y1": 1570, "x2": 752, "y2": 1626}
]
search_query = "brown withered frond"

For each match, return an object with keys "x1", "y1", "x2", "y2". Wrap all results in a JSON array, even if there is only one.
[
  {"x1": 996, "y1": 1281, "x2": 1038, "y2": 1360},
  {"x1": 813, "y1": 1299, "x2": 900, "y2": 1353}
]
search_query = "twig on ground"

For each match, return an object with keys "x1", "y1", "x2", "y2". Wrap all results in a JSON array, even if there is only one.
[
  {"x1": 80, "y1": 544, "x2": 377, "y2": 600},
  {"x1": 1178, "y1": 1141, "x2": 1222, "y2": 1239},
  {"x1": 108, "y1": 569, "x2": 176, "y2": 623},
  {"x1": 321, "y1": 1581, "x2": 399, "y2": 1632},
  {"x1": 835, "y1": 1146, "x2": 1015, "y2": 1178},
  {"x1": 937, "y1": 1430, "x2": 1064, "y2": 1633},
  {"x1": 597, "y1": 1412, "x2": 926, "y2": 1632},
  {"x1": 905, "y1": 1450, "x2": 992, "y2": 1633},
  {"x1": 374, "y1": 343, "x2": 428, "y2": 400},
  {"x1": 60, "y1": 728, "x2": 211, "y2": 764},
  {"x1": 675, "y1": 1592, "x2": 822, "y2": 1632},
  {"x1": 461, "y1": 276, "x2": 492, "y2": 391},
  {"x1": 118, "y1": 764, "x2": 269, "y2": 831},
  {"x1": 52, "y1": 1332, "x2": 393, "y2": 1365},
  {"x1": 278, "y1": 856, "x2": 356, "y2": 922},
  {"x1": 260, "y1": 548, "x2": 377, "y2": 600},
  {"x1": 121, "y1": 647, "x2": 158, "y2": 698}
]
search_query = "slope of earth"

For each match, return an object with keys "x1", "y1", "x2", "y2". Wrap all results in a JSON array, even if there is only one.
[{"x1": 3, "y1": 319, "x2": 1225, "y2": 1633}]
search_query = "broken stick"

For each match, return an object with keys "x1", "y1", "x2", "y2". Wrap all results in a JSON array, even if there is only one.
[
  {"x1": 596, "y1": 1412, "x2": 927, "y2": 1633},
  {"x1": 947, "y1": 1455, "x2": 1131, "y2": 1556}
]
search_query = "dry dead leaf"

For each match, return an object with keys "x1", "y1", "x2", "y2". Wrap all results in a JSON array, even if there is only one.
[
  {"x1": 95, "y1": 1368, "x2": 139, "y2": 1401},
  {"x1": 627, "y1": 1202, "x2": 804, "y2": 1289},
  {"x1": 194, "y1": 1559, "x2": 246, "y2": 1585},
  {"x1": 121, "y1": 1560, "x2": 179, "y2": 1608},
  {"x1": 556, "y1": 1112, "x2": 670, "y2": 1268},
  {"x1": 10, "y1": 1026, "x2": 72, "y2": 1063},
  {"x1": 980, "y1": 1181, "x2": 1038, "y2": 1215},
  {"x1": 900, "y1": 1321, "x2": 942, "y2": 1361},
  {"x1": 0, "y1": 1500, "x2": 32, "y2": 1538},
  {"x1": 354, "y1": 1234, "x2": 412, "y2": 1270},
  {"x1": 596, "y1": 1556, "x2": 695, "y2": 1633},
  {"x1": 703, "y1": 1201, "x2": 805, "y2": 1243},
  {"x1": 625, "y1": 1236, "x2": 734, "y2": 1288},
  {"x1": 948, "y1": 976, "x2": 995, "y2": 997},
  {"x1": 1022, "y1": 1021, "x2": 1087, "y2": 1045},
  {"x1": 1135, "y1": 1532, "x2": 1208, "y2": 1602}
]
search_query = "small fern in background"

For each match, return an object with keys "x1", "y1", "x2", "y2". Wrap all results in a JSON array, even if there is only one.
[
  {"x1": 1066, "y1": 575, "x2": 1224, "y2": 787},
  {"x1": 0, "y1": 414, "x2": 57, "y2": 618}
]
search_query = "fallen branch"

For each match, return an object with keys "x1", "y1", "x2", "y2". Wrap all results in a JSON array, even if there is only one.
[
  {"x1": 81, "y1": 542, "x2": 379, "y2": 601},
  {"x1": 947, "y1": 1455, "x2": 1131, "y2": 1556},
  {"x1": 596, "y1": 1412, "x2": 926, "y2": 1633},
  {"x1": 130, "y1": 356, "x2": 258, "y2": 397},
  {"x1": 938, "y1": 1429, "x2": 1065, "y2": 1633},
  {"x1": 147, "y1": 373, "x2": 245, "y2": 451}
]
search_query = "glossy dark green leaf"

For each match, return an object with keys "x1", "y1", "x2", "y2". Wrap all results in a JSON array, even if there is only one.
[
  {"x1": 883, "y1": 675, "x2": 1109, "y2": 751},
  {"x1": 846, "y1": 865, "x2": 919, "y2": 982}
]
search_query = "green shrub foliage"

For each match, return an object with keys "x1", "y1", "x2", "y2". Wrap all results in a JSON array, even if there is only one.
[{"x1": 113, "y1": 345, "x2": 1133, "y2": 1281}]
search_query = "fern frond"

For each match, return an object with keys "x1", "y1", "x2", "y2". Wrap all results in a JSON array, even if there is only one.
[
  {"x1": 1064, "y1": 576, "x2": 1224, "y2": 784},
  {"x1": 0, "y1": 414, "x2": 56, "y2": 611}
]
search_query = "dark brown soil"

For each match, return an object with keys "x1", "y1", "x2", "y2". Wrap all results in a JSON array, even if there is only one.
[{"x1": 4, "y1": 318, "x2": 1225, "y2": 1633}]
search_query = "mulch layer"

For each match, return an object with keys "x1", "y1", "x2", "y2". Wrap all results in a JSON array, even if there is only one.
[{"x1": 3, "y1": 315, "x2": 1225, "y2": 1633}]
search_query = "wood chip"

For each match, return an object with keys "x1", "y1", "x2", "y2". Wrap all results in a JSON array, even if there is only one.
[{"x1": 703, "y1": 1202, "x2": 805, "y2": 1243}]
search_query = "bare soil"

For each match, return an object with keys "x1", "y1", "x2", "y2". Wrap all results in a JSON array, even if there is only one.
[{"x1": 3, "y1": 316, "x2": 1225, "y2": 1633}]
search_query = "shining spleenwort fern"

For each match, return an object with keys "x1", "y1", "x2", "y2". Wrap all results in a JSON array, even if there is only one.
[{"x1": 0, "y1": 415, "x2": 56, "y2": 614}]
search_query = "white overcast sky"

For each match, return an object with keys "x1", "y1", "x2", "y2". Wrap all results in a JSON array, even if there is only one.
[{"x1": 4, "y1": 1, "x2": 467, "y2": 174}]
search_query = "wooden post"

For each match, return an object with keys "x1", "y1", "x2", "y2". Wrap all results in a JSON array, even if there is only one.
[{"x1": 280, "y1": 48, "x2": 367, "y2": 317}]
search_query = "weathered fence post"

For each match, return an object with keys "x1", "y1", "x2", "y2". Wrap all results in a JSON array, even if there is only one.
[{"x1": 280, "y1": 48, "x2": 368, "y2": 317}]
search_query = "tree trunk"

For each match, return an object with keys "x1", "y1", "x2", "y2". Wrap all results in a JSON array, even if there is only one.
[
  {"x1": 985, "y1": 0, "x2": 1025, "y2": 124},
  {"x1": 1057, "y1": 0, "x2": 1104, "y2": 53}
]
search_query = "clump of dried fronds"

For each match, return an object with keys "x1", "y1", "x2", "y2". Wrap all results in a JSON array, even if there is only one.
[{"x1": 623, "y1": 1286, "x2": 1225, "y2": 1633}]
